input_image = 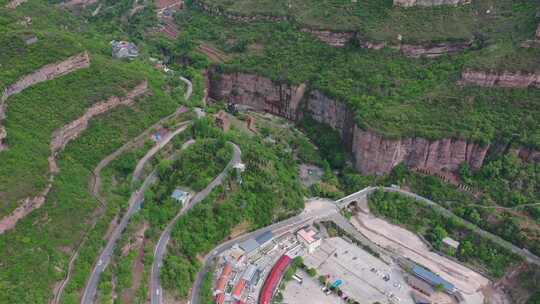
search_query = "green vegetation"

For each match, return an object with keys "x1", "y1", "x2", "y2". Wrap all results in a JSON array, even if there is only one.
[
  {"x1": 197, "y1": 0, "x2": 537, "y2": 45},
  {"x1": 156, "y1": 119, "x2": 304, "y2": 299},
  {"x1": 368, "y1": 190, "x2": 520, "y2": 277},
  {"x1": 385, "y1": 155, "x2": 540, "y2": 257},
  {"x1": 176, "y1": 7, "x2": 540, "y2": 149}
]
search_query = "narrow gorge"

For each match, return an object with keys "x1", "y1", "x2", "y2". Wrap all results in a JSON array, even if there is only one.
[{"x1": 208, "y1": 70, "x2": 537, "y2": 177}]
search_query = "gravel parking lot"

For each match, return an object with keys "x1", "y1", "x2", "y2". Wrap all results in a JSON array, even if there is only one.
[
  {"x1": 282, "y1": 270, "x2": 344, "y2": 304},
  {"x1": 303, "y1": 237, "x2": 414, "y2": 304}
]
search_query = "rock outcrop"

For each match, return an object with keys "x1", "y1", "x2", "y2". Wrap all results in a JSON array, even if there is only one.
[
  {"x1": 0, "y1": 81, "x2": 149, "y2": 235},
  {"x1": 0, "y1": 52, "x2": 91, "y2": 151},
  {"x1": 300, "y1": 28, "x2": 355, "y2": 48},
  {"x1": 208, "y1": 71, "x2": 498, "y2": 176},
  {"x1": 49, "y1": 81, "x2": 149, "y2": 173},
  {"x1": 60, "y1": 0, "x2": 99, "y2": 8},
  {"x1": 208, "y1": 72, "x2": 303, "y2": 120},
  {"x1": 513, "y1": 147, "x2": 540, "y2": 163},
  {"x1": 5, "y1": 0, "x2": 27, "y2": 9},
  {"x1": 0, "y1": 184, "x2": 52, "y2": 235},
  {"x1": 351, "y1": 128, "x2": 489, "y2": 174},
  {"x1": 304, "y1": 90, "x2": 355, "y2": 148},
  {"x1": 400, "y1": 41, "x2": 472, "y2": 58},
  {"x1": 191, "y1": 0, "x2": 288, "y2": 23},
  {"x1": 537, "y1": 24, "x2": 540, "y2": 41},
  {"x1": 459, "y1": 70, "x2": 540, "y2": 88},
  {"x1": 393, "y1": 0, "x2": 470, "y2": 7}
]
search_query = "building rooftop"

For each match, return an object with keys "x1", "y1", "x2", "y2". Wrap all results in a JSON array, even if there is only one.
[
  {"x1": 442, "y1": 237, "x2": 460, "y2": 249},
  {"x1": 239, "y1": 238, "x2": 260, "y2": 254},
  {"x1": 171, "y1": 189, "x2": 189, "y2": 203},
  {"x1": 255, "y1": 231, "x2": 273, "y2": 246},
  {"x1": 412, "y1": 265, "x2": 455, "y2": 293},
  {"x1": 297, "y1": 227, "x2": 320, "y2": 244}
]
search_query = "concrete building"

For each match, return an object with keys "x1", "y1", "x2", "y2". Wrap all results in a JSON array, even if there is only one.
[
  {"x1": 407, "y1": 276, "x2": 435, "y2": 297},
  {"x1": 170, "y1": 189, "x2": 189, "y2": 205},
  {"x1": 442, "y1": 237, "x2": 460, "y2": 251},
  {"x1": 297, "y1": 226, "x2": 321, "y2": 253},
  {"x1": 111, "y1": 40, "x2": 139, "y2": 59},
  {"x1": 411, "y1": 264, "x2": 456, "y2": 294}
]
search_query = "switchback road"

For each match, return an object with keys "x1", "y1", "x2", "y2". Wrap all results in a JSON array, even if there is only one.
[{"x1": 150, "y1": 143, "x2": 241, "y2": 304}]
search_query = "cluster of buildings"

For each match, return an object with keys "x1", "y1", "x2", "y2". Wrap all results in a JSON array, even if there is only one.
[
  {"x1": 111, "y1": 40, "x2": 139, "y2": 59},
  {"x1": 212, "y1": 226, "x2": 321, "y2": 304}
]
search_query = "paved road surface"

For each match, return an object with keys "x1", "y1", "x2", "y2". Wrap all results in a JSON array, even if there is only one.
[
  {"x1": 339, "y1": 187, "x2": 540, "y2": 266},
  {"x1": 150, "y1": 143, "x2": 241, "y2": 304},
  {"x1": 190, "y1": 199, "x2": 339, "y2": 304},
  {"x1": 80, "y1": 125, "x2": 189, "y2": 304}
]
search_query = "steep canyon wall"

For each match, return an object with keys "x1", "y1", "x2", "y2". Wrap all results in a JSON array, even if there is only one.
[{"x1": 208, "y1": 71, "x2": 497, "y2": 175}]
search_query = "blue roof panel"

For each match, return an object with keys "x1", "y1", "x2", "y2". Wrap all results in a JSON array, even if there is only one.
[
  {"x1": 255, "y1": 231, "x2": 273, "y2": 245},
  {"x1": 412, "y1": 265, "x2": 455, "y2": 292}
]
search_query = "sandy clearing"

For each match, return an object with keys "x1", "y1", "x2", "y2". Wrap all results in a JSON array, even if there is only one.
[{"x1": 351, "y1": 210, "x2": 489, "y2": 295}]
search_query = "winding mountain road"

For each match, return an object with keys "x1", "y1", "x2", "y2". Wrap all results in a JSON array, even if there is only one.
[
  {"x1": 80, "y1": 123, "x2": 190, "y2": 304},
  {"x1": 49, "y1": 71, "x2": 193, "y2": 304},
  {"x1": 190, "y1": 198, "x2": 339, "y2": 304},
  {"x1": 150, "y1": 143, "x2": 241, "y2": 304}
]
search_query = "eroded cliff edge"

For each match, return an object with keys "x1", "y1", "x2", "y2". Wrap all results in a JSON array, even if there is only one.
[{"x1": 208, "y1": 70, "x2": 506, "y2": 176}]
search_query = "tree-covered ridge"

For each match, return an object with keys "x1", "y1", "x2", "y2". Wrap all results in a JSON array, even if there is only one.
[
  {"x1": 156, "y1": 119, "x2": 304, "y2": 298},
  {"x1": 195, "y1": 0, "x2": 538, "y2": 44},
  {"x1": 175, "y1": 8, "x2": 540, "y2": 148},
  {"x1": 368, "y1": 190, "x2": 520, "y2": 278}
]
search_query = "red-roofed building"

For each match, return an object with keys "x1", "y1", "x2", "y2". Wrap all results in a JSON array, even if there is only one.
[
  {"x1": 232, "y1": 279, "x2": 247, "y2": 300},
  {"x1": 214, "y1": 293, "x2": 225, "y2": 304},
  {"x1": 214, "y1": 263, "x2": 233, "y2": 294},
  {"x1": 259, "y1": 255, "x2": 292, "y2": 304}
]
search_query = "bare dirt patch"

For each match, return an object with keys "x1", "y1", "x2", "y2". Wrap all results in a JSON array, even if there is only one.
[{"x1": 351, "y1": 209, "x2": 489, "y2": 296}]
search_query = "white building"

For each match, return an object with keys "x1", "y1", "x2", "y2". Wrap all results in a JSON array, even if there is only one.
[{"x1": 296, "y1": 226, "x2": 321, "y2": 253}]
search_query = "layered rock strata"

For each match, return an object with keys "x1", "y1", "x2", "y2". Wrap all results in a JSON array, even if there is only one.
[
  {"x1": 0, "y1": 81, "x2": 148, "y2": 234},
  {"x1": 393, "y1": 0, "x2": 470, "y2": 7},
  {"x1": 5, "y1": 0, "x2": 27, "y2": 9},
  {"x1": 208, "y1": 71, "x2": 500, "y2": 176},
  {"x1": 300, "y1": 28, "x2": 355, "y2": 48},
  {"x1": 459, "y1": 70, "x2": 540, "y2": 88},
  {"x1": 191, "y1": 0, "x2": 288, "y2": 23},
  {"x1": 400, "y1": 41, "x2": 472, "y2": 58},
  {"x1": 0, "y1": 52, "x2": 91, "y2": 151}
]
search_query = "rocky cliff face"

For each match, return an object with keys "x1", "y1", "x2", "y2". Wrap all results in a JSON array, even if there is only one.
[
  {"x1": 191, "y1": 0, "x2": 288, "y2": 22},
  {"x1": 0, "y1": 52, "x2": 91, "y2": 151},
  {"x1": 400, "y1": 41, "x2": 472, "y2": 58},
  {"x1": 0, "y1": 81, "x2": 148, "y2": 234},
  {"x1": 459, "y1": 70, "x2": 540, "y2": 88},
  {"x1": 5, "y1": 0, "x2": 27, "y2": 9},
  {"x1": 208, "y1": 71, "x2": 303, "y2": 120},
  {"x1": 393, "y1": 0, "x2": 470, "y2": 7},
  {"x1": 300, "y1": 28, "x2": 355, "y2": 48},
  {"x1": 49, "y1": 81, "x2": 148, "y2": 173},
  {"x1": 351, "y1": 127, "x2": 489, "y2": 175},
  {"x1": 305, "y1": 90, "x2": 355, "y2": 148},
  {"x1": 513, "y1": 147, "x2": 540, "y2": 163},
  {"x1": 208, "y1": 71, "x2": 537, "y2": 176}
]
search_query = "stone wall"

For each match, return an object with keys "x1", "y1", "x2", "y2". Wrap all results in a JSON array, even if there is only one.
[
  {"x1": 393, "y1": 0, "x2": 470, "y2": 7},
  {"x1": 459, "y1": 70, "x2": 540, "y2": 88}
]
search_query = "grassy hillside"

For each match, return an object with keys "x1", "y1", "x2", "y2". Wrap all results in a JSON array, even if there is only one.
[
  {"x1": 175, "y1": 8, "x2": 540, "y2": 148},
  {"x1": 197, "y1": 0, "x2": 538, "y2": 43},
  {"x1": 0, "y1": 1, "x2": 185, "y2": 302}
]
